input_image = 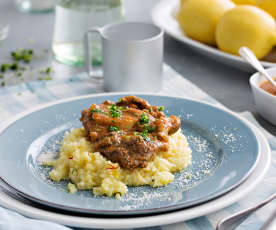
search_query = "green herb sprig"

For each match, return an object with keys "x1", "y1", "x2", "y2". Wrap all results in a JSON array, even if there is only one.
[
  {"x1": 11, "y1": 49, "x2": 33, "y2": 63},
  {"x1": 91, "y1": 108, "x2": 103, "y2": 113},
  {"x1": 134, "y1": 130, "x2": 150, "y2": 142},
  {"x1": 108, "y1": 126, "x2": 121, "y2": 132},
  {"x1": 144, "y1": 124, "x2": 156, "y2": 133},
  {"x1": 158, "y1": 106, "x2": 165, "y2": 111},
  {"x1": 109, "y1": 104, "x2": 122, "y2": 118},
  {"x1": 139, "y1": 113, "x2": 149, "y2": 124}
]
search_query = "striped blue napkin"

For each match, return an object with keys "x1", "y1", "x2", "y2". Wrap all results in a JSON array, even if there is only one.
[{"x1": 0, "y1": 64, "x2": 275, "y2": 230}]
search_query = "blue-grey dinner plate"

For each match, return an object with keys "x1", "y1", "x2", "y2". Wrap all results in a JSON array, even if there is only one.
[{"x1": 0, "y1": 93, "x2": 260, "y2": 215}]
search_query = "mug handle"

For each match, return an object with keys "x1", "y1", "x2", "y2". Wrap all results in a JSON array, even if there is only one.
[{"x1": 84, "y1": 27, "x2": 103, "y2": 81}]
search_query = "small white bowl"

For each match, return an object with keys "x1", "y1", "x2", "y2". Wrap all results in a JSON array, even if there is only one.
[{"x1": 250, "y1": 67, "x2": 276, "y2": 126}]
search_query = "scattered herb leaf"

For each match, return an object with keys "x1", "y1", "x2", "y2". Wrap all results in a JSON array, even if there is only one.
[
  {"x1": 45, "y1": 67, "x2": 51, "y2": 74},
  {"x1": 144, "y1": 124, "x2": 156, "y2": 133},
  {"x1": 44, "y1": 76, "x2": 52, "y2": 81},
  {"x1": 11, "y1": 49, "x2": 34, "y2": 63},
  {"x1": 108, "y1": 126, "x2": 120, "y2": 132},
  {"x1": 140, "y1": 130, "x2": 150, "y2": 142},
  {"x1": 186, "y1": 174, "x2": 192, "y2": 179},
  {"x1": 91, "y1": 108, "x2": 104, "y2": 113},
  {"x1": 109, "y1": 104, "x2": 121, "y2": 118},
  {"x1": 139, "y1": 113, "x2": 149, "y2": 124},
  {"x1": 158, "y1": 106, "x2": 164, "y2": 111},
  {"x1": 10, "y1": 62, "x2": 19, "y2": 71},
  {"x1": 135, "y1": 130, "x2": 151, "y2": 142},
  {"x1": 1, "y1": 63, "x2": 10, "y2": 72}
]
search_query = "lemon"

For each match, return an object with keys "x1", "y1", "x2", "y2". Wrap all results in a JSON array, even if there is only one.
[
  {"x1": 177, "y1": 0, "x2": 235, "y2": 45},
  {"x1": 257, "y1": 0, "x2": 276, "y2": 20},
  {"x1": 216, "y1": 6, "x2": 276, "y2": 59},
  {"x1": 231, "y1": 0, "x2": 256, "y2": 5},
  {"x1": 180, "y1": 0, "x2": 186, "y2": 8}
]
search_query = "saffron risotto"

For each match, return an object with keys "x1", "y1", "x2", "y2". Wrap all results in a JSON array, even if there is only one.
[{"x1": 44, "y1": 128, "x2": 192, "y2": 198}]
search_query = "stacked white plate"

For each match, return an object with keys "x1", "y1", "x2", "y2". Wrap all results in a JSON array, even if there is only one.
[{"x1": 0, "y1": 93, "x2": 271, "y2": 229}]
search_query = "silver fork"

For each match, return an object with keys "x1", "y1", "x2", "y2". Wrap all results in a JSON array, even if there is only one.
[{"x1": 216, "y1": 192, "x2": 276, "y2": 230}]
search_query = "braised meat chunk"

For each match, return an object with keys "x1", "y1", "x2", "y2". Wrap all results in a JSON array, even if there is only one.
[{"x1": 80, "y1": 96, "x2": 181, "y2": 169}]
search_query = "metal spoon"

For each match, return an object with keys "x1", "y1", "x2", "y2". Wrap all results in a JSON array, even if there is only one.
[
  {"x1": 216, "y1": 192, "x2": 276, "y2": 230},
  {"x1": 239, "y1": 47, "x2": 276, "y2": 90}
]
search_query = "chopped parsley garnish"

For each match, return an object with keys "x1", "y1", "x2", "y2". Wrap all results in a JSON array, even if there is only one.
[
  {"x1": 140, "y1": 130, "x2": 150, "y2": 142},
  {"x1": 1, "y1": 81, "x2": 5, "y2": 87},
  {"x1": 23, "y1": 55, "x2": 31, "y2": 63},
  {"x1": 11, "y1": 49, "x2": 34, "y2": 63},
  {"x1": 139, "y1": 113, "x2": 149, "y2": 124},
  {"x1": 10, "y1": 62, "x2": 19, "y2": 71},
  {"x1": 38, "y1": 76, "x2": 52, "y2": 81},
  {"x1": 144, "y1": 124, "x2": 156, "y2": 133},
  {"x1": 158, "y1": 106, "x2": 165, "y2": 111},
  {"x1": 91, "y1": 108, "x2": 104, "y2": 113},
  {"x1": 108, "y1": 126, "x2": 120, "y2": 132},
  {"x1": 40, "y1": 67, "x2": 52, "y2": 74},
  {"x1": 1, "y1": 63, "x2": 9, "y2": 72},
  {"x1": 109, "y1": 104, "x2": 122, "y2": 118},
  {"x1": 44, "y1": 76, "x2": 52, "y2": 81},
  {"x1": 0, "y1": 75, "x2": 3, "y2": 79},
  {"x1": 186, "y1": 174, "x2": 192, "y2": 179},
  {"x1": 46, "y1": 67, "x2": 51, "y2": 74},
  {"x1": 134, "y1": 130, "x2": 151, "y2": 142}
]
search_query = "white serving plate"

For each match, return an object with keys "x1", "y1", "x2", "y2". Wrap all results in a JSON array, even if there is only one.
[
  {"x1": 151, "y1": 0, "x2": 276, "y2": 72},
  {"x1": 0, "y1": 118, "x2": 270, "y2": 229},
  {"x1": 0, "y1": 93, "x2": 260, "y2": 216}
]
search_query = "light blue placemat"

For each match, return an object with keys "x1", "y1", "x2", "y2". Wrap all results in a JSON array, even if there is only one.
[{"x1": 0, "y1": 64, "x2": 275, "y2": 230}]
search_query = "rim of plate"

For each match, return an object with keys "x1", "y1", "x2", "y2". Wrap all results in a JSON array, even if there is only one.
[
  {"x1": 151, "y1": 0, "x2": 276, "y2": 68},
  {"x1": 0, "y1": 92, "x2": 261, "y2": 215},
  {"x1": 0, "y1": 119, "x2": 270, "y2": 229}
]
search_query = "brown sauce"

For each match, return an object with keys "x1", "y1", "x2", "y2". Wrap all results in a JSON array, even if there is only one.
[
  {"x1": 80, "y1": 96, "x2": 181, "y2": 169},
  {"x1": 260, "y1": 78, "x2": 276, "y2": 96}
]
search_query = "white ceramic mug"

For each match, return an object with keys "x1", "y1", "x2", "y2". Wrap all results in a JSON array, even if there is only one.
[{"x1": 84, "y1": 22, "x2": 164, "y2": 92}]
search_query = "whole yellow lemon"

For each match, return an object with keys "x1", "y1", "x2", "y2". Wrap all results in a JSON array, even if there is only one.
[
  {"x1": 177, "y1": 0, "x2": 235, "y2": 45},
  {"x1": 216, "y1": 6, "x2": 276, "y2": 59},
  {"x1": 180, "y1": 0, "x2": 186, "y2": 8},
  {"x1": 257, "y1": 0, "x2": 276, "y2": 20},
  {"x1": 231, "y1": 0, "x2": 256, "y2": 5}
]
